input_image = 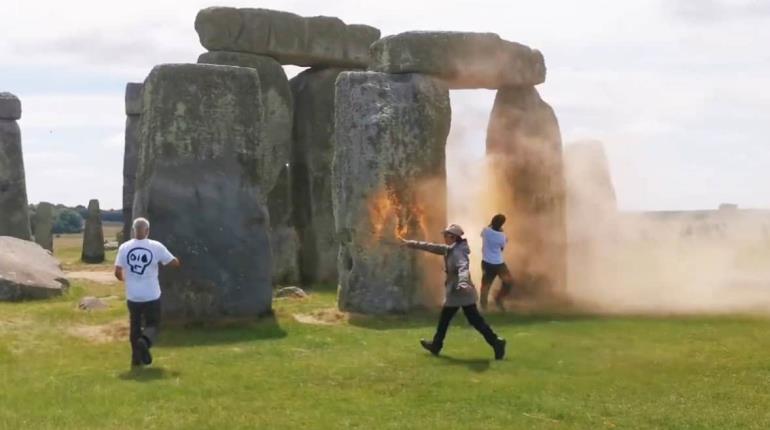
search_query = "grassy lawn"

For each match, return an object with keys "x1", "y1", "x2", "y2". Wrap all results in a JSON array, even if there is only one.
[{"x1": 1, "y1": 234, "x2": 769, "y2": 428}]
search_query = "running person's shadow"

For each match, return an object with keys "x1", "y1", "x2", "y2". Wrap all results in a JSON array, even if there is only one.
[
  {"x1": 436, "y1": 355, "x2": 491, "y2": 373},
  {"x1": 119, "y1": 367, "x2": 180, "y2": 382}
]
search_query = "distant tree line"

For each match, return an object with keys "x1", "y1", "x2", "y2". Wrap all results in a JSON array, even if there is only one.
[{"x1": 28, "y1": 204, "x2": 124, "y2": 234}]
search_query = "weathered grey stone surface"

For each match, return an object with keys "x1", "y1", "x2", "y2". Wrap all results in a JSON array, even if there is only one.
[
  {"x1": 125, "y1": 82, "x2": 143, "y2": 115},
  {"x1": 33, "y1": 202, "x2": 54, "y2": 252},
  {"x1": 289, "y1": 68, "x2": 345, "y2": 285},
  {"x1": 333, "y1": 72, "x2": 450, "y2": 314},
  {"x1": 197, "y1": 52, "x2": 298, "y2": 286},
  {"x1": 81, "y1": 199, "x2": 105, "y2": 263},
  {"x1": 268, "y1": 164, "x2": 300, "y2": 284},
  {"x1": 486, "y1": 86, "x2": 566, "y2": 296},
  {"x1": 0, "y1": 93, "x2": 21, "y2": 120},
  {"x1": 0, "y1": 119, "x2": 31, "y2": 240},
  {"x1": 0, "y1": 236, "x2": 68, "y2": 301},
  {"x1": 133, "y1": 63, "x2": 291, "y2": 320},
  {"x1": 370, "y1": 32, "x2": 545, "y2": 89},
  {"x1": 122, "y1": 83, "x2": 143, "y2": 242},
  {"x1": 195, "y1": 7, "x2": 380, "y2": 67}
]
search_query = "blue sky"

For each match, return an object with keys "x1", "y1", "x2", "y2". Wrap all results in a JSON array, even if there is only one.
[{"x1": 2, "y1": 0, "x2": 769, "y2": 210}]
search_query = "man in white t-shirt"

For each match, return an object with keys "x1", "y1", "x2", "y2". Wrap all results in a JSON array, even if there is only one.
[{"x1": 114, "y1": 217, "x2": 180, "y2": 367}]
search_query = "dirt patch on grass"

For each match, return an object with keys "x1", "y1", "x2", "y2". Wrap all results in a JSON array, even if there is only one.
[
  {"x1": 293, "y1": 308, "x2": 349, "y2": 326},
  {"x1": 69, "y1": 320, "x2": 128, "y2": 343},
  {"x1": 66, "y1": 271, "x2": 117, "y2": 284}
]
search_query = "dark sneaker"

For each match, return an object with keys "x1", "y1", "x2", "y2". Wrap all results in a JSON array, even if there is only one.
[
  {"x1": 420, "y1": 339, "x2": 441, "y2": 356},
  {"x1": 493, "y1": 338, "x2": 506, "y2": 360},
  {"x1": 137, "y1": 337, "x2": 153, "y2": 365}
]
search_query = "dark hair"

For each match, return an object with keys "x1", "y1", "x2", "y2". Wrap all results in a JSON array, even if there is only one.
[{"x1": 490, "y1": 214, "x2": 506, "y2": 231}]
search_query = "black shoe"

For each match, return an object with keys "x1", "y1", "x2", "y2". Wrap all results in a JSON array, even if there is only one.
[
  {"x1": 137, "y1": 337, "x2": 153, "y2": 365},
  {"x1": 420, "y1": 339, "x2": 441, "y2": 356},
  {"x1": 493, "y1": 338, "x2": 506, "y2": 360}
]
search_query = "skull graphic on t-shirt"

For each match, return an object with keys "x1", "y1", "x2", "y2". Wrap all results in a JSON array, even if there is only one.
[{"x1": 127, "y1": 247, "x2": 153, "y2": 275}]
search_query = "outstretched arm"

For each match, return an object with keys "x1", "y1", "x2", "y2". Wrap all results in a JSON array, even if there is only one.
[{"x1": 400, "y1": 238, "x2": 448, "y2": 255}]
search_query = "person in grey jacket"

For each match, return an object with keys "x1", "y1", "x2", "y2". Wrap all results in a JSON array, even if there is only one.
[{"x1": 402, "y1": 224, "x2": 506, "y2": 359}]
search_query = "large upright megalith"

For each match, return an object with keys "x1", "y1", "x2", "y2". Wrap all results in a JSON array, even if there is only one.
[
  {"x1": 289, "y1": 68, "x2": 345, "y2": 284},
  {"x1": 334, "y1": 72, "x2": 451, "y2": 314},
  {"x1": 81, "y1": 199, "x2": 105, "y2": 263},
  {"x1": 133, "y1": 63, "x2": 289, "y2": 319},
  {"x1": 486, "y1": 87, "x2": 566, "y2": 296},
  {"x1": 33, "y1": 202, "x2": 54, "y2": 252},
  {"x1": 197, "y1": 51, "x2": 298, "y2": 285},
  {"x1": 0, "y1": 92, "x2": 31, "y2": 240},
  {"x1": 564, "y1": 141, "x2": 617, "y2": 294},
  {"x1": 122, "y1": 82, "x2": 143, "y2": 242},
  {"x1": 564, "y1": 141, "x2": 617, "y2": 236}
]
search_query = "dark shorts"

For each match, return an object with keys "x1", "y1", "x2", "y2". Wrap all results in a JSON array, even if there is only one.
[
  {"x1": 481, "y1": 261, "x2": 510, "y2": 279},
  {"x1": 481, "y1": 261, "x2": 514, "y2": 301}
]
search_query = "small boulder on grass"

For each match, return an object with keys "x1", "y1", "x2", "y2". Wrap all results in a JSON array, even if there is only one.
[
  {"x1": 275, "y1": 286, "x2": 308, "y2": 299},
  {"x1": 78, "y1": 296, "x2": 109, "y2": 310}
]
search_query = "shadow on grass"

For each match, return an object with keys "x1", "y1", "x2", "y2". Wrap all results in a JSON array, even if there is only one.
[
  {"x1": 118, "y1": 366, "x2": 180, "y2": 382},
  {"x1": 348, "y1": 309, "x2": 606, "y2": 331},
  {"x1": 433, "y1": 354, "x2": 491, "y2": 372},
  {"x1": 160, "y1": 314, "x2": 287, "y2": 347}
]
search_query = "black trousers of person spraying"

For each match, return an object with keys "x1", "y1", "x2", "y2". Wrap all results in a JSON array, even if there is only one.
[
  {"x1": 127, "y1": 299, "x2": 161, "y2": 365},
  {"x1": 432, "y1": 304, "x2": 500, "y2": 348}
]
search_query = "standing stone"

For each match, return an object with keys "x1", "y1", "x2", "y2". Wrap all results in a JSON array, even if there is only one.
[
  {"x1": 268, "y1": 164, "x2": 300, "y2": 284},
  {"x1": 133, "y1": 63, "x2": 290, "y2": 319},
  {"x1": 0, "y1": 93, "x2": 22, "y2": 120},
  {"x1": 334, "y1": 72, "x2": 451, "y2": 314},
  {"x1": 122, "y1": 82, "x2": 143, "y2": 242},
  {"x1": 0, "y1": 92, "x2": 31, "y2": 240},
  {"x1": 370, "y1": 32, "x2": 545, "y2": 89},
  {"x1": 564, "y1": 141, "x2": 617, "y2": 235},
  {"x1": 486, "y1": 86, "x2": 566, "y2": 297},
  {"x1": 564, "y1": 141, "x2": 617, "y2": 295},
  {"x1": 198, "y1": 51, "x2": 298, "y2": 285},
  {"x1": 81, "y1": 199, "x2": 105, "y2": 263},
  {"x1": 289, "y1": 68, "x2": 345, "y2": 285},
  {"x1": 195, "y1": 7, "x2": 380, "y2": 68},
  {"x1": 33, "y1": 202, "x2": 54, "y2": 252}
]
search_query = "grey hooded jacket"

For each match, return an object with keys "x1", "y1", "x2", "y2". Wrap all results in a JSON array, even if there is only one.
[{"x1": 406, "y1": 239, "x2": 478, "y2": 307}]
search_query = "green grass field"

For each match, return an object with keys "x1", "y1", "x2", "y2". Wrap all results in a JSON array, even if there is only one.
[{"x1": 1, "y1": 231, "x2": 770, "y2": 429}]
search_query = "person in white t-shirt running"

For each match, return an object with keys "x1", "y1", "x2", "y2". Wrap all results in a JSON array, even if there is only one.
[
  {"x1": 114, "y1": 217, "x2": 180, "y2": 367},
  {"x1": 480, "y1": 214, "x2": 515, "y2": 312}
]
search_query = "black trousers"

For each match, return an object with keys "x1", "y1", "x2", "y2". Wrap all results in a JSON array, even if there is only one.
[
  {"x1": 480, "y1": 261, "x2": 514, "y2": 306},
  {"x1": 432, "y1": 304, "x2": 499, "y2": 348},
  {"x1": 127, "y1": 299, "x2": 161, "y2": 363}
]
